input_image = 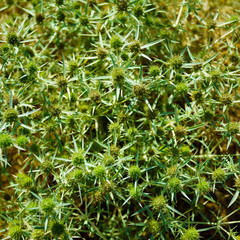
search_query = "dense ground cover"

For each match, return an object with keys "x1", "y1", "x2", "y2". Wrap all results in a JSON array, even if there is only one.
[{"x1": 1, "y1": 0, "x2": 240, "y2": 239}]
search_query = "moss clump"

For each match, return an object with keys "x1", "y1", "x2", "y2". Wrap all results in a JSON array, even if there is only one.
[
  {"x1": 234, "y1": 177, "x2": 240, "y2": 190},
  {"x1": 121, "y1": 52, "x2": 128, "y2": 61},
  {"x1": 93, "y1": 190, "x2": 105, "y2": 204},
  {"x1": 16, "y1": 135, "x2": 28, "y2": 148},
  {"x1": 0, "y1": 134, "x2": 13, "y2": 148},
  {"x1": 3, "y1": 108, "x2": 18, "y2": 123},
  {"x1": 50, "y1": 222, "x2": 65, "y2": 237},
  {"x1": 175, "y1": 83, "x2": 188, "y2": 95},
  {"x1": 31, "y1": 229, "x2": 45, "y2": 240},
  {"x1": 152, "y1": 195, "x2": 167, "y2": 212},
  {"x1": 203, "y1": 109, "x2": 214, "y2": 121},
  {"x1": 56, "y1": 0, "x2": 64, "y2": 6},
  {"x1": 133, "y1": 84, "x2": 147, "y2": 98},
  {"x1": 129, "y1": 185, "x2": 141, "y2": 199},
  {"x1": 192, "y1": 91, "x2": 203, "y2": 103},
  {"x1": 180, "y1": 227, "x2": 199, "y2": 240},
  {"x1": 110, "y1": 35, "x2": 123, "y2": 49},
  {"x1": 72, "y1": 149, "x2": 85, "y2": 166},
  {"x1": 117, "y1": 0, "x2": 128, "y2": 12},
  {"x1": 27, "y1": 62, "x2": 38, "y2": 75},
  {"x1": 29, "y1": 142, "x2": 40, "y2": 154},
  {"x1": 7, "y1": 31, "x2": 19, "y2": 46},
  {"x1": 97, "y1": 47, "x2": 108, "y2": 60},
  {"x1": 57, "y1": 10, "x2": 66, "y2": 21},
  {"x1": 221, "y1": 94, "x2": 232, "y2": 105},
  {"x1": 80, "y1": 15, "x2": 89, "y2": 26},
  {"x1": 149, "y1": 65, "x2": 160, "y2": 77},
  {"x1": 228, "y1": 123, "x2": 239, "y2": 135},
  {"x1": 56, "y1": 76, "x2": 68, "y2": 89},
  {"x1": 67, "y1": 169, "x2": 83, "y2": 187},
  {"x1": 175, "y1": 125, "x2": 187, "y2": 138},
  {"x1": 128, "y1": 166, "x2": 141, "y2": 179},
  {"x1": 6, "y1": 0, "x2": 14, "y2": 5},
  {"x1": 88, "y1": 0, "x2": 96, "y2": 8},
  {"x1": 111, "y1": 67, "x2": 125, "y2": 86},
  {"x1": 197, "y1": 180, "x2": 209, "y2": 193},
  {"x1": 40, "y1": 161, "x2": 54, "y2": 174},
  {"x1": 133, "y1": 4, "x2": 144, "y2": 18},
  {"x1": 166, "y1": 166, "x2": 178, "y2": 177},
  {"x1": 168, "y1": 177, "x2": 181, "y2": 192},
  {"x1": 212, "y1": 168, "x2": 226, "y2": 181},
  {"x1": 68, "y1": 61, "x2": 78, "y2": 74},
  {"x1": 8, "y1": 225, "x2": 24, "y2": 240},
  {"x1": 128, "y1": 40, "x2": 141, "y2": 54},
  {"x1": 89, "y1": 90, "x2": 101, "y2": 103},
  {"x1": 210, "y1": 70, "x2": 221, "y2": 82},
  {"x1": 103, "y1": 154, "x2": 115, "y2": 166},
  {"x1": 148, "y1": 219, "x2": 162, "y2": 233},
  {"x1": 169, "y1": 55, "x2": 184, "y2": 69},
  {"x1": 16, "y1": 173, "x2": 33, "y2": 189},
  {"x1": 180, "y1": 145, "x2": 191, "y2": 156},
  {"x1": 40, "y1": 198, "x2": 56, "y2": 214},
  {"x1": 35, "y1": 13, "x2": 45, "y2": 24},
  {"x1": 49, "y1": 105, "x2": 61, "y2": 117},
  {"x1": 108, "y1": 122, "x2": 121, "y2": 134},
  {"x1": 93, "y1": 165, "x2": 106, "y2": 178}
]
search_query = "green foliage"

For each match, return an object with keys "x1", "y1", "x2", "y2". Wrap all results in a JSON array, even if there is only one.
[
  {"x1": 180, "y1": 227, "x2": 199, "y2": 240},
  {"x1": 72, "y1": 149, "x2": 85, "y2": 166},
  {"x1": 1, "y1": 0, "x2": 240, "y2": 239},
  {"x1": 3, "y1": 108, "x2": 18, "y2": 123},
  {"x1": 129, "y1": 185, "x2": 141, "y2": 199},
  {"x1": 40, "y1": 198, "x2": 56, "y2": 215},
  {"x1": 0, "y1": 134, "x2": 13, "y2": 148},
  {"x1": 197, "y1": 179, "x2": 210, "y2": 193},
  {"x1": 56, "y1": 76, "x2": 68, "y2": 89},
  {"x1": 50, "y1": 221, "x2": 65, "y2": 237},
  {"x1": 93, "y1": 165, "x2": 106, "y2": 178},
  {"x1": 128, "y1": 165, "x2": 141, "y2": 179},
  {"x1": 152, "y1": 195, "x2": 167, "y2": 212},
  {"x1": 168, "y1": 177, "x2": 181, "y2": 192},
  {"x1": 7, "y1": 31, "x2": 19, "y2": 46},
  {"x1": 212, "y1": 168, "x2": 226, "y2": 181},
  {"x1": 16, "y1": 135, "x2": 28, "y2": 148},
  {"x1": 8, "y1": 224, "x2": 24, "y2": 240},
  {"x1": 40, "y1": 161, "x2": 54, "y2": 174},
  {"x1": 149, "y1": 65, "x2": 160, "y2": 77},
  {"x1": 111, "y1": 67, "x2": 125, "y2": 86},
  {"x1": 148, "y1": 219, "x2": 162, "y2": 234},
  {"x1": 168, "y1": 55, "x2": 184, "y2": 70},
  {"x1": 31, "y1": 229, "x2": 45, "y2": 240},
  {"x1": 110, "y1": 35, "x2": 123, "y2": 49},
  {"x1": 16, "y1": 173, "x2": 33, "y2": 189}
]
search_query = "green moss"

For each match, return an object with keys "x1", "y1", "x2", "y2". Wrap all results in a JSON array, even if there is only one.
[
  {"x1": 152, "y1": 195, "x2": 167, "y2": 212},
  {"x1": 40, "y1": 161, "x2": 54, "y2": 174},
  {"x1": 50, "y1": 222, "x2": 65, "y2": 237},
  {"x1": 72, "y1": 149, "x2": 85, "y2": 166},
  {"x1": 128, "y1": 166, "x2": 141, "y2": 179},
  {"x1": 41, "y1": 198, "x2": 56, "y2": 214},
  {"x1": 3, "y1": 108, "x2": 18, "y2": 123},
  {"x1": 180, "y1": 227, "x2": 199, "y2": 240},
  {"x1": 16, "y1": 135, "x2": 28, "y2": 147},
  {"x1": 110, "y1": 35, "x2": 123, "y2": 49},
  {"x1": 111, "y1": 67, "x2": 125, "y2": 86},
  {"x1": 16, "y1": 173, "x2": 33, "y2": 189},
  {"x1": 9, "y1": 225, "x2": 24, "y2": 240},
  {"x1": 93, "y1": 165, "x2": 106, "y2": 178},
  {"x1": 0, "y1": 134, "x2": 13, "y2": 148}
]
